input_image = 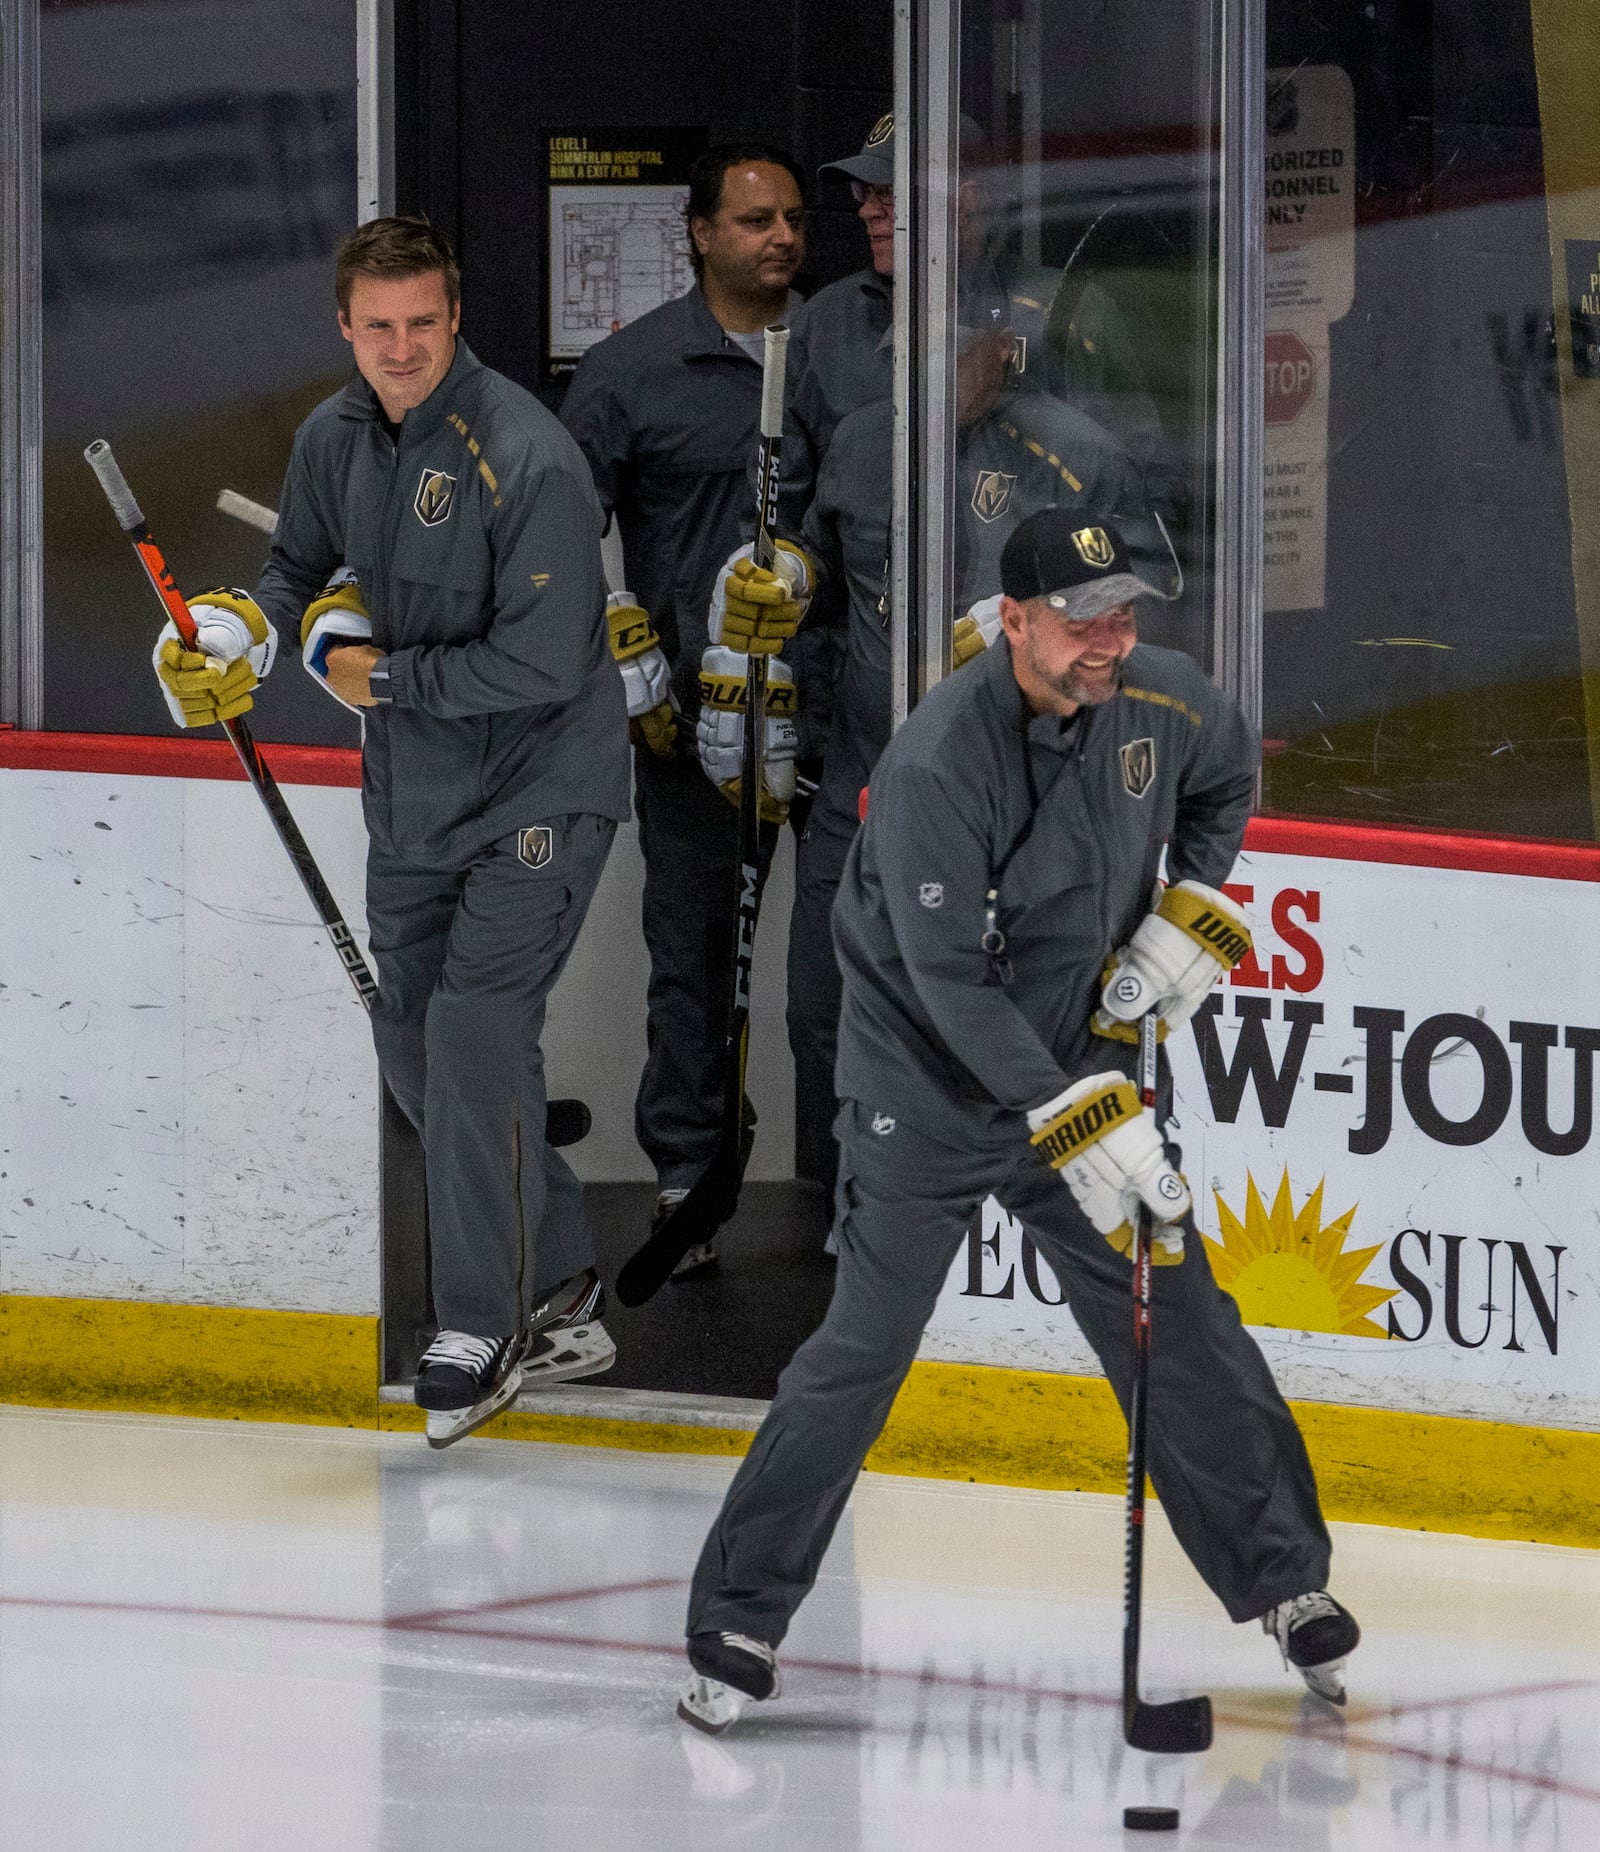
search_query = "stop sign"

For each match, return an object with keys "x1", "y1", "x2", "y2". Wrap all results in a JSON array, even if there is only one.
[{"x1": 1265, "y1": 330, "x2": 1316, "y2": 425}]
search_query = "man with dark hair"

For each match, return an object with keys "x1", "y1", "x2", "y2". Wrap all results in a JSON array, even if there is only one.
[
  {"x1": 560, "y1": 147, "x2": 809, "y2": 1269},
  {"x1": 677, "y1": 505, "x2": 1361, "y2": 1735},
  {"x1": 148, "y1": 215, "x2": 631, "y2": 1445}
]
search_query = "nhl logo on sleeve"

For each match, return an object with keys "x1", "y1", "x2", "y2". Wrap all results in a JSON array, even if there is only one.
[
  {"x1": 1120, "y1": 737, "x2": 1156, "y2": 798},
  {"x1": 414, "y1": 468, "x2": 456, "y2": 526},
  {"x1": 517, "y1": 825, "x2": 556, "y2": 869}
]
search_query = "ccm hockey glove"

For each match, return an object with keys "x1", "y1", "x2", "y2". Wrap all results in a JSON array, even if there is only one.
[
  {"x1": 152, "y1": 587, "x2": 277, "y2": 728},
  {"x1": 300, "y1": 569, "x2": 372, "y2": 715},
  {"x1": 709, "y1": 540, "x2": 814, "y2": 654},
  {"x1": 1027, "y1": 1073, "x2": 1190, "y2": 1264},
  {"x1": 1094, "y1": 880, "x2": 1253, "y2": 1043},
  {"x1": 952, "y1": 593, "x2": 1004, "y2": 669},
  {"x1": 696, "y1": 646, "x2": 799, "y2": 824},
  {"x1": 606, "y1": 590, "x2": 678, "y2": 757}
]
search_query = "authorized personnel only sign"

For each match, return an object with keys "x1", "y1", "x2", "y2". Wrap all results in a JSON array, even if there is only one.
[{"x1": 924, "y1": 834, "x2": 1600, "y2": 1435}]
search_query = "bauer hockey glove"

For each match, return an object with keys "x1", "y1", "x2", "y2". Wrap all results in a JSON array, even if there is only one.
[
  {"x1": 1027, "y1": 1072, "x2": 1190, "y2": 1264},
  {"x1": 709, "y1": 539, "x2": 814, "y2": 655},
  {"x1": 300, "y1": 569, "x2": 372, "y2": 716},
  {"x1": 1093, "y1": 880, "x2": 1253, "y2": 1043},
  {"x1": 606, "y1": 590, "x2": 678, "y2": 757},
  {"x1": 152, "y1": 587, "x2": 277, "y2": 729},
  {"x1": 696, "y1": 645, "x2": 799, "y2": 825},
  {"x1": 952, "y1": 593, "x2": 1004, "y2": 669}
]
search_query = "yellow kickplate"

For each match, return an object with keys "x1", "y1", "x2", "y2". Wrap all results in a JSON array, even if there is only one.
[{"x1": 0, "y1": 1294, "x2": 377, "y2": 1429}]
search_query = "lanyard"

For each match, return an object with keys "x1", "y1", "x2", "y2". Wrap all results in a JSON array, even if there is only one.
[{"x1": 982, "y1": 685, "x2": 1080, "y2": 985}]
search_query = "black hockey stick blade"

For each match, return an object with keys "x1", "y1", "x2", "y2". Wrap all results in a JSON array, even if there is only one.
[
  {"x1": 614, "y1": 1126, "x2": 744, "y2": 1306},
  {"x1": 1125, "y1": 1693, "x2": 1213, "y2": 1755},
  {"x1": 545, "y1": 1099, "x2": 591, "y2": 1149}
]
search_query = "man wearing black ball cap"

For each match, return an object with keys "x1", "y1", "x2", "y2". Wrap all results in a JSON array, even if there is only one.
[{"x1": 675, "y1": 505, "x2": 1360, "y2": 1736}]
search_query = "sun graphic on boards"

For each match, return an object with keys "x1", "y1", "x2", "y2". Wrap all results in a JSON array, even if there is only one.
[{"x1": 1204, "y1": 1170, "x2": 1397, "y2": 1339}]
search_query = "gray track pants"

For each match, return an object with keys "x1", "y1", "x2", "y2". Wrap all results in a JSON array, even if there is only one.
[
  {"x1": 785, "y1": 797, "x2": 856, "y2": 1188},
  {"x1": 366, "y1": 814, "x2": 615, "y2": 1336},
  {"x1": 634, "y1": 747, "x2": 776, "y2": 1191},
  {"x1": 688, "y1": 1099, "x2": 1331, "y2": 1642}
]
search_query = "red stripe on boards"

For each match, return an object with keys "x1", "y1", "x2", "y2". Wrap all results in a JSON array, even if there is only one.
[{"x1": 0, "y1": 727, "x2": 361, "y2": 788}]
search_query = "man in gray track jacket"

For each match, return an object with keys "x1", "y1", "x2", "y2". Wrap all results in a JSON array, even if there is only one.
[
  {"x1": 153, "y1": 218, "x2": 630, "y2": 1447},
  {"x1": 676, "y1": 507, "x2": 1361, "y2": 1734}
]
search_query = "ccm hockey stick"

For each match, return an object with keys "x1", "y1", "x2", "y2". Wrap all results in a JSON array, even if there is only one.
[
  {"x1": 1122, "y1": 1008, "x2": 1213, "y2": 1753},
  {"x1": 216, "y1": 488, "x2": 278, "y2": 534},
  {"x1": 617, "y1": 322, "x2": 790, "y2": 1304},
  {"x1": 86, "y1": 439, "x2": 381, "y2": 1010}
]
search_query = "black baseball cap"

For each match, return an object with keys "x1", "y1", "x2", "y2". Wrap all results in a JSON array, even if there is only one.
[
  {"x1": 820, "y1": 113, "x2": 895, "y2": 187},
  {"x1": 1000, "y1": 510, "x2": 1168, "y2": 622}
]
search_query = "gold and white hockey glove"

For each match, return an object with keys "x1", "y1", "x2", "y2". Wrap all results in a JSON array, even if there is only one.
[
  {"x1": 696, "y1": 645, "x2": 799, "y2": 825},
  {"x1": 300, "y1": 569, "x2": 372, "y2": 715},
  {"x1": 1027, "y1": 1073, "x2": 1190, "y2": 1264},
  {"x1": 152, "y1": 587, "x2": 276, "y2": 729},
  {"x1": 952, "y1": 593, "x2": 1004, "y2": 669},
  {"x1": 709, "y1": 540, "x2": 814, "y2": 654},
  {"x1": 606, "y1": 590, "x2": 678, "y2": 757},
  {"x1": 1093, "y1": 880, "x2": 1253, "y2": 1043}
]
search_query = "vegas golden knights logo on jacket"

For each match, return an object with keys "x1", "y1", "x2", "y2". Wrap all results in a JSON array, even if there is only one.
[
  {"x1": 1120, "y1": 736, "x2": 1156, "y2": 798},
  {"x1": 414, "y1": 469, "x2": 456, "y2": 527},
  {"x1": 971, "y1": 469, "x2": 1016, "y2": 524}
]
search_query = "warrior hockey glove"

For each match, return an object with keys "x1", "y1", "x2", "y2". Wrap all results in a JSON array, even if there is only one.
[
  {"x1": 709, "y1": 540, "x2": 814, "y2": 654},
  {"x1": 1094, "y1": 880, "x2": 1253, "y2": 1042},
  {"x1": 606, "y1": 590, "x2": 678, "y2": 757},
  {"x1": 1027, "y1": 1073, "x2": 1190, "y2": 1264},
  {"x1": 697, "y1": 645, "x2": 799, "y2": 825},
  {"x1": 152, "y1": 587, "x2": 276, "y2": 729},
  {"x1": 952, "y1": 593, "x2": 1004, "y2": 669},
  {"x1": 300, "y1": 569, "x2": 373, "y2": 715}
]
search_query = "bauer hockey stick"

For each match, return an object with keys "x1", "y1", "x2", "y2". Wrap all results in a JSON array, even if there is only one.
[
  {"x1": 85, "y1": 440, "x2": 380, "y2": 1011},
  {"x1": 617, "y1": 323, "x2": 790, "y2": 1305},
  {"x1": 1122, "y1": 1008, "x2": 1213, "y2": 1753}
]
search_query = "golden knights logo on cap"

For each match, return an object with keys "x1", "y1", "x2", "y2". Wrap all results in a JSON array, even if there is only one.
[
  {"x1": 517, "y1": 825, "x2": 555, "y2": 869},
  {"x1": 1072, "y1": 525, "x2": 1115, "y2": 569},
  {"x1": 1120, "y1": 736, "x2": 1156, "y2": 799},
  {"x1": 867, "y1": 113, "x2": 894, "y2": 147},
  {"x1": 414, "y1": 469, "x2": 456, "y2": 527},
  {"x1": 971, "y1": 470, "x2": 1016, "y2": 524}
]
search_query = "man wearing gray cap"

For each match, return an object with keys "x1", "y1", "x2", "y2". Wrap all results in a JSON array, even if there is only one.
[{"x1": 677, "y1": 506, "x2": 1360, "y2": 1734}]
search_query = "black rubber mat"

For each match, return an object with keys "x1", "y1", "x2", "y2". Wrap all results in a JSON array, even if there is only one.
[{"x1": 587, "y1": 1181, "x2": 836, "y2": 1401}]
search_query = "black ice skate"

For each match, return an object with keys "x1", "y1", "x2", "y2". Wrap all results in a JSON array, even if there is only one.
[
  {"x1": 678, "y1": 1631, "x2": 782, "y2": 1735},
  {"x1": 522, "y1": 1268, "x2": 617, "y2": 1385},
  {"x1": 1263, "y1": 1591, "x2": 1361, "y2": 1705},
  {"x1": 414, "y1": 1330, "x2": 526, "y2": 1449},
  {"x1": 659, "y1": 1188, "x2": 718, "y2": 1278}
]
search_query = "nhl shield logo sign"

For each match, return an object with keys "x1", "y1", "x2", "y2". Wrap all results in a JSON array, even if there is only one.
[
  {"x1": 414, "y1": 469, "x2": 456, "y2": 527},
  {"x1": 517, "y1": 826, "x2": 555, "y2": 869},
  {"x1": 971, "y1": 470, "x2": 1016, "y2": 524},
  {"x1": 1120, "y1": 737, "x2": 1156, "y2": 799}
]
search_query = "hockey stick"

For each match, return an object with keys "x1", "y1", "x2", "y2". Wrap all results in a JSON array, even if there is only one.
[
  {"x1": 616, "y1": 323, "x2": 790, "y2": 1306},
  {"x1": 85, "y1": 439, "x2": 380, "y2": 1012},
  {"x1": 1122, "y1": 1008, "x2": 1213, "y2": 1753},
  {"x1": 217, "y1": 489, "x2": 278, "y2": 535}
]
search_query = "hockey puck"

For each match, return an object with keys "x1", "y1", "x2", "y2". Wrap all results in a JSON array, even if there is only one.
[{"x1": 1123, "y1": 1805, "x2": 1180, "y2": 1832}]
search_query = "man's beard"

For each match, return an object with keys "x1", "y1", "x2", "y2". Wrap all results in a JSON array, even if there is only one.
[{"x1": 1035, "y1": 651, "x2": 1124, "y2": 708}]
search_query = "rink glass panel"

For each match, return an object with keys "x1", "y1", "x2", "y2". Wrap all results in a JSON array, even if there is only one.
[
  {"x1": 1257, "y1": 2, "x2": 1600, "y2": 843},
  {"x1": 38, "y1": 0, "x2": 358, "y2": 746},
  {"x1": 948, "y1": 0, "x2": 1222, "y2": 674}
]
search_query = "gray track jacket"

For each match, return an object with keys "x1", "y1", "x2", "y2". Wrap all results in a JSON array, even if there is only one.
[
  {"x1": 833, "y1": 634, "x2": 1257, "y2": 1141},
  {"x1": 256, "y1": 339, "x2": 629, "y2": 863}
]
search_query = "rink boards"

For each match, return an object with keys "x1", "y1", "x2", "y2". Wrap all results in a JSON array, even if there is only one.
[{"x1": 3, "y1": 736, "x2": 1599, "y2": 1544}]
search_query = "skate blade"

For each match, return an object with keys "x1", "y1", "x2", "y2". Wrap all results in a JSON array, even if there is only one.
[
  {"x1": 677, "y1": 1676, "x2": 745, "y2": 1736},
  {"x1": 670, "y1": 1243, "x2": 719, "y2": 1280},
  {"x1": 520, "y1": 1323, "x2": 617, "y2": 1386},
  {"x1": 1298, "y1": 1657, "x2": 1349, "y2": 1707},
  {"x1": 423, "y1": 1367, "x2": 523, "y2": 1450}
]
